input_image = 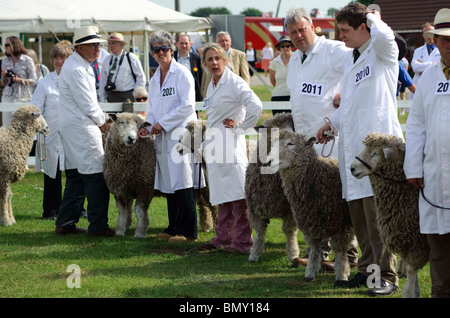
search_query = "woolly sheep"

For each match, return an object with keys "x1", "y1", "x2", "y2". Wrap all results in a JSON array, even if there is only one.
[
  {"x1": 350, "y1": 132, "x2": 430, "y2": 298},
  {"x1": 267, "y1": 130, "x2": 354, "y2": 282},
  {"x1": 0, "y1": 105, "x2": 49, "y2": 226},
  {"x1": 245, "y1": 112, "x2": 299, "y2": 264}
]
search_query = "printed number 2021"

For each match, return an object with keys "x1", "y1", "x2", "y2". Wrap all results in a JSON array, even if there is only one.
[{"x1": 162, "y1": 87, "x2": 175, "y2": 97}]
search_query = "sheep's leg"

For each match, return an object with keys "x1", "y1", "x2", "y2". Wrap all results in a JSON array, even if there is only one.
[
  {"x1": 397, "y1": 258, "x2": 406, "y2": 278},
  {"x1": 304, "y1": 236, "x2": 321, "y2": 281},
  {"x1": 7, "y1": 186, "x2": 15, "y2": 225},
  {"x1": 134, "y1": 200, "x2": 150, "y2": 239},
  {"x1": 282, "y1": 217, "x2": 299, "y2": 262},
  {"x1": 333, "y1": 250, "x2": 350, "y2": 281},
  {"x1": 115, "y1": 196, "x2": 133, "y2": 236},
  {"x1": 403, "y1": 264, "x2": 420, "y2": 298},
  {"x1": 248, "y1": 216, "x2": 268, "y2": 262},
  {"x1": 0, "y1": 186, "x2": 8, "y2": 226},
  {"x1": 196, "y1": 192, "x2": 213, "y2": 232}
]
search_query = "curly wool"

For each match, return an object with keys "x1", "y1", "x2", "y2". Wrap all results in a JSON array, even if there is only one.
[
  {"x1": 362, "y1": 132, "x2": 429, "y2": 272},
  {"x1": 246, "y1": 112, "x2": 298, "y2": 263}
]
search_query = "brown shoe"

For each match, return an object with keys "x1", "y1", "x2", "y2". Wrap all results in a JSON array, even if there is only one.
[
  {"x1": 321, "y1": 260, "x2": 335, "y2": 273},
  {"x1": 155, "y1": 233, "x2": 173, "y2": 240},
  {"x1": 168, "y1": 235, "x2": 197, "y2": 243},
  {"x1": 222, "y1": 247, "x2": 247, "y2": 255},
  {"x1": 292, "y1": 257, "x2": 308, "y2": 268},
  {"x1": 55, "y1": 225, "x2": 86, "y2": 235},
  {"x1": 90, "y1": 228, "x2": 115, "y2": 237},
  {"x1": 199, "y1": 242, "x2": 217, "y2": 251}
]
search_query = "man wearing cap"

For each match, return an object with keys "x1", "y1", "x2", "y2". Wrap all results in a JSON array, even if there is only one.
[
  {"x1": 404, "y1": 8, "x2": 450, "y2": 298},
  {"x1": 99, "y1": 32, "x2": 146, "y2": 103},
  {"x1": 56, "y1": 26, "x2": 115, "y2": 237},
  {"x1": 317, "y1": 3, "x2": 403, "y2": 296},
  {"x1": 284, "y1": 7, "x2": 358, "y2": 274}
]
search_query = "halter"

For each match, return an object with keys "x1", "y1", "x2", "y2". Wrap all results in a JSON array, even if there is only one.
[
  {"x1": 321, "y1": 117, "x2": 336, "y2": 158},
  {"x1": 37, "y1": 133, "x2": 47, "y2": 172}
]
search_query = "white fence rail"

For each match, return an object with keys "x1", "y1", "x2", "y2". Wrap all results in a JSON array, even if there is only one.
[{"x1": 1, "y1": 100, "x2": 412, "y2": 166}]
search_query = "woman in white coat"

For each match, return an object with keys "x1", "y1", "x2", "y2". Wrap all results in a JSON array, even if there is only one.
[
  {"x1": 31, "y1": 42, "x2": 73, "y2": 220},
  {"x1": 138, "y1": 30, "x2": 202, "y2": 243},
  {"x1": 200, "y1": 43, "x2": 262, "y2": 254}
]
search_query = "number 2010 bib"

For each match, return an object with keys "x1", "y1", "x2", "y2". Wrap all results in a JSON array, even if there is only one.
[{"x1": 354, "y1": 65, "x2": 372, "y2": 86}]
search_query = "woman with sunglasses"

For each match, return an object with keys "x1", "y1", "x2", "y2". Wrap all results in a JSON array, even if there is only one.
[
  {"x1": 269, "y1": 36, "x2": 294, "y2": 116},
  {"x1": 138, "y1": 30, "x2": 203, "y2": 243},
  {"x1": 133, "y1": 86, "x2": 148, "y2": 118},
  {"x1": 1, "y1": 36, "x2": 37, "y2": 126}
]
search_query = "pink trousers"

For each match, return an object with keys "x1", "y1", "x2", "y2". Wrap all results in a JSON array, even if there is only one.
[{"x1": 210, "y1": 199, "x2": 253, "y2": 253}]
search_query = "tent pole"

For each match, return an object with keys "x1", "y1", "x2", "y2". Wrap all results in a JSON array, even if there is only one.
[
  {"x1": 38, "y1": 33, "x2": 43, "y2": 64},
  {"x1": 144, "y1": 30, "x2": 149, "y2": 86}
]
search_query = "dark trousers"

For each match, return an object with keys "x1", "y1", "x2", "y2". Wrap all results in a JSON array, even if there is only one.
[
  {"x1": 164, "y1": 187, "x2": 197, "y2": 239},
  {"x1": 43, "y1": 160, "x2": 62, "y2": 217},
  {"x1": 107, "y1": 90, "x2": 134, "y2": 103},
  {"x1": 271, "y1": 95, "x2": 292, "y2": 116},
  {"x1": 55, "y1": 169, "x2": 110, "y2": 234},
  {"x1": 427, "y1": 233, "x2": 450, "y2": 298}
]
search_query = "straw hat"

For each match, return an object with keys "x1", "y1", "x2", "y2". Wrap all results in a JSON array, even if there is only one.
[
  {"x1": 108, "y1": 32, "x2": 127, "y2": 44},
  {"x1": 73, "y1": 26, "x2": 106, "y2": 46},
  {"x1": 425, "y1": 8, "x2": 450, "y2": 38}
]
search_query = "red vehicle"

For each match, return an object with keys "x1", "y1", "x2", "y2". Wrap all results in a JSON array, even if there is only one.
[{"x1": 245, "y1": 17, "x2": 336, "y2": 69}]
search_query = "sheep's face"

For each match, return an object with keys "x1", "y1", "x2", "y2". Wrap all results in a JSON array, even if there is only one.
[
  {"x1": 350, "y1": 146, "x2": 381, "y2": 179},
  {"x1": 176, "y1": 120, "x2": 205, "y2": 156},
  {"x1": 32, "y1": 112, "x2": 49, "y2": 136},
  {"x1": 114, "y1": 114, "x2": 142, "y2": 146}
]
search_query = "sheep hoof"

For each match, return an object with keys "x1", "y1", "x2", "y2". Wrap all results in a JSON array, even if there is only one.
[
  {"x1": 248, "y1": 255, "x2": 259, "y2": 263},
  {"x1": 134, "y1": 233, "x2": 146, "y2": 239},
  {"x1": 115, "y1": 231, "x2": 125, "y2": 237},
  {"x1": 303, "y1": 276, "x2": 315, "y2": 282}
]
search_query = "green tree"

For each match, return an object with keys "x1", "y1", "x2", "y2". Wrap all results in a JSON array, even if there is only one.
[
  {"x1": 190, "y1": 7, "x2": 231, "y2": 17},
  {"x1": 327, "y1": 8, "x2": 340, "y2": 17},
  {"x1": 240, "y1": 8, "x2": 263, "y2": 17},
  {"x1": 350, "y1": 0, "x2": 374, "y2": 6}
]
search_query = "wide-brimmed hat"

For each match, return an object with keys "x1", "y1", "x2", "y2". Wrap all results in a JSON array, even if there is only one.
[
  {"x1": 108, "y1": 32, "x2": 127, "y2": 44},
  {"x1": 73, "y1": 26, "x2": 106, "y2": 46},
  {"x1": 275, "y1": 36, "x2": 293, "y2": 49},
  {"x1": 425, "y1": 8, "x2": 450, "y2": 38}
]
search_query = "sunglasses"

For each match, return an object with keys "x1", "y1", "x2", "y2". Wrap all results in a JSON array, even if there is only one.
[
  {"x1": 279, "y1": 45, "x2": 291, "y2": 49},
  {"x1": 153, "y1": 45, "x2": 171, "y2": 54},
  {"x1": 88, "y1": 43, "x2": 102, "y2": 50},
  {"x1": 135, "y1": 97, "x2": 148, "y2": 102}
]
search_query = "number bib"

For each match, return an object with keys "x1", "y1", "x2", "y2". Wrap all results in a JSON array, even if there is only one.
[
  {"x1": 436, "y1": 81, "x2": 450, "y2": 95},
  {"x1": 354, "y1": 65, "x2": 372, "y2": 86},
  {"x1": 299, "y1": 82, "x2": 324, "y2": 97},
  {"x1": 161, "y1": 86, "x2": 176, "y2": 97}
]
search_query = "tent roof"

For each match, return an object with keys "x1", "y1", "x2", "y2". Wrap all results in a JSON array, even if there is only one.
[{"x1": 0, "y1": 0, "x2": 211, "y2": 33}]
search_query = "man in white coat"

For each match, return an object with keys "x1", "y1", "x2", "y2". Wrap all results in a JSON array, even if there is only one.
[
  {"x1": 404, "y1": 8, "x2": 450, "y2": 298},
  {"x1": 317, "y1": 3, "x2": 403, "y2": 296},
  {"x1": 56, "y1": 26, "x2": 114, "y2": 237},
  {"x1": 408, "y1": 23, "x2": 441, "y2": 100},
  {"x1": 284, "y1": 7, "x2": 358, "y2": 272}
]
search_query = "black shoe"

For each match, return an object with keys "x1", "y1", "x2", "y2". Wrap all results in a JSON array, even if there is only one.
[
  {"x1": 42, "y1": 210, "x2": 58, "y2": 220},
  {"x1": 367, "y1": 280, "x2": 398, "y2": 297},
  {"x1": 335, "y1": 272, "x2": 368, "y2": 288}
]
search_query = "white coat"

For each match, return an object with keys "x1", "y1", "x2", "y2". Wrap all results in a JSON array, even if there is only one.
[
  {"x1": 203, "y1": 67, "x2": 262, "y2": 205},
  {"x1": 146, "y1": 59, "x2": 203, "y2": 194},
  {"x1": 31, "y1": 71, "x2": 65, "y2": 178},
  {"x1": 408, "y1": 43, "x2": 441, "y2": 99},
  {"x1": 330, "y1": 13, "x2": 404, "y2": 201},
  {"x1": 287, "y1": 35, "x2": 350, "y2": 158},
  {"x1": 404, "y1": 63, "x2": 450, "y2": 235},
  {"x1": 58, "y1": 51, "x2": 106, "y2": 174}
]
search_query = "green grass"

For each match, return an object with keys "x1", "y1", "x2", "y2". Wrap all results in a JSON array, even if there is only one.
[{"x1": 0, "y1": 172, "x2": 431, "y2": 298}]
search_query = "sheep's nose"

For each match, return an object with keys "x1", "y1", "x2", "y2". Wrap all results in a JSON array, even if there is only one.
[
  {"x1": 350, "y1": 167, "x2": 355, "y2": 173},
  {"x1": 127, "y1": 136, "x2": 135, "y2": 144}
]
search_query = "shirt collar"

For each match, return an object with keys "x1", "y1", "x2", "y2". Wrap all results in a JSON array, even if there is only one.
[
  {"x1": 177, "y1": 51, "x2": 190, "y2": 59},
  {"x1": 355, "y1": 38, "x2": 371, "y2": 56},
  {"x1": 303, "y1": 35, "x2": 319, "y2": 56}
]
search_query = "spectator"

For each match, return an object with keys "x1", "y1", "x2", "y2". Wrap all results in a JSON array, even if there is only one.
[
  {"x1": 1, "y1": 36, "x2": 37, "y2": 126},
  {"x1": 409, "y1": 22, "x2": 441, "y2": 99},
  {"x1": 261, "y1": 42, "x2": 274, "y2": 77},
  {"x1": 30, "y1": 42, "x2": 73, "y2": 220},
  {"x1": 317, "y1": 3, "x2": 403, "y2": 296},
  {"x1": 133, "y1": 85, "x2": 148, "y2": 118},
  {"x1": 174, "y1": 33, "x2": 203, "y2": 102},
  {"x1": 269, "y1": 35, "x2": 293, "y2": 116},
  {"x1": 199, "y1": 43, "x2": 262, "y2": 254},
  {"x1": 284, "y1": 8, "x2": 358, "y2": 272},
  {"x1": 99, "y1": 32, "x2": 146, "y2": 103},
  {"x1": 245, "y1": 41, "x2": 257, "y2": 77},
  {"x1": 138, "y1": 30, "x2": 203, "y2": 243},
  {"x1": 26, "y1": 48, "x2": 50, "y2": 93},
  {"x1": 404, "y1": 8, "x2": 450, "y2": 298},
  {"x1": 55, "y1": 26, "x2": 114, "y2": 237},
  {"x1": 201, "y1": 31, "x2": 250, "y2": 99}
]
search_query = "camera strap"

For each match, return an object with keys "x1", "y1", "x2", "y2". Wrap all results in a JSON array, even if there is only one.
[{"x1": 107, "y1": 51, "x2": 126, "y2": 84}]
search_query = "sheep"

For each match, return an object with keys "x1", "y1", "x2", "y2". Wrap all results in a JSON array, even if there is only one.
[
  {"x1": 350, "y1": 132, "x2": 430, "y2": 298},
  {"x1": 245, "y1": 113, "x2": 299, "y2": 264},
  {"x1": 0, "y1": 105, "x2": 49, "y2": 226},
  {"x1": 103, "y1": 112, "x2": 154, "y2": 238},
  {"x1": 267, "y1": 130, "x2": 354, "y2": 282}
]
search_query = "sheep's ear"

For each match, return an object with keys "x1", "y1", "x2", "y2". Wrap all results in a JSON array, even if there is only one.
[
  {"x1": 382, "y1": 147, "x2": 396, "y2": 160},
  {"x1": 30, "y1": 112, "x2": 41, "y2": 119},
  {"x1": 254, "y1": 124, "x2": 265, "y2": 132},
  {"x1": 305, "y1": 137, "x2": 317, "y2": 147},
  {"x1": 140, "y1": 122, "x2": 152, "y2": 129},
  {"x1": 108, "y1": 113, "x2": 117, "y2": 122}
]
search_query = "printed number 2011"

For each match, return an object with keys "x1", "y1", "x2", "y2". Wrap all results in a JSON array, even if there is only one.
[{"x1": 301, "y1": 83, "x2": 322, "y2": 95}]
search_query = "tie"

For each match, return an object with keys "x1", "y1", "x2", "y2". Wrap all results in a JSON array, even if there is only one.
[
  {"x1": 301, "y1": 53, "x2": 307, "y2": 64},
  {"x1": 445, "y1": 67, "x2": 450, "y2": 81},
  {"x1": 353, "y1": 49, "x2": 360, "y2": 63},
  {"x1": 111, "y1": 57, "x2": 118, "y2": 72}
]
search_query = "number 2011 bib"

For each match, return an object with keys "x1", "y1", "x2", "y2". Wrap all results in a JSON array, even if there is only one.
[{"x1": 299, "y1": 82, "x2": 325, "y2": 97}]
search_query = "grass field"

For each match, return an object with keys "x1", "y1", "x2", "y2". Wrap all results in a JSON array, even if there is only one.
[{"x1": 0, "y1": 85, "x2": 432, "y2": 301}]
